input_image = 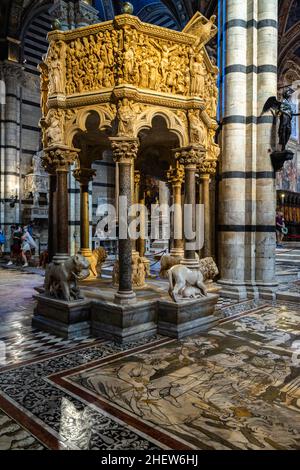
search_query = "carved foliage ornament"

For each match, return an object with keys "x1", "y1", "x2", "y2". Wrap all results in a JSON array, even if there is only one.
[
  {"x1": 110, "y1": 139, "x2": 139, "y2": 164},
  {"x1": 42, "y1": 148, "x2": 78, "y2": 172},
  {"x1": 175, "y1": 147, "x2": 205, "y2": 168}
]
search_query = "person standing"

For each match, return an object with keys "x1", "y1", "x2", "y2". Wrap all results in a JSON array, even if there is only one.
[
  {"x1": 21, "y1": 226, "x2": 38, "y2": 268},
  {"x1": 276, "y1": 211, "x2": 286, "y2": 248},
  {"x1": 0, "y1": 228, "x2": 6, "y2": 257},
  {"x1": 7, "y1": 225, "x2": 22, "y2": 266}
]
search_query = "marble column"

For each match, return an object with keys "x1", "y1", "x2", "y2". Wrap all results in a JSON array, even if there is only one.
[
  {"x1": 0, "y1": 62, "x2": 23, "y2": 247},
  {"x1": 175, "y1": 146, "x2": 204, "y2": 269},
  {"x1": 167, "y1": 162, "x2": 184, "y2": 257},
  {"x1": 110, "y1": 138, "x2": 139, "y2": 304},
  {"x1": 43, "y1": 145, "x2": 78, "y2": 263},
  {"x1": 200, "y1": 174, "x2": 212, "y2": 258},
  {"x1": 218, "y1": 0, "x2": 278, "y2": 299},
  {"x1": 45, "y1": 170, "x2": 57, "y2": 263},
  {"x1": 131, "y1": 169, "x2": 140, "y2": 256},
  {"x1": 73, "y1": 167, "x2": 96, "y2": 261}
]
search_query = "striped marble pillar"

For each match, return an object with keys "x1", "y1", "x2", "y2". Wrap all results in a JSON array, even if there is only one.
[
  {"x1": 0, "y1": 63, "x2": 23, "y2": 249},
  {"x1": 218, "y1": 0, "x2": 278, "y2": 299}
]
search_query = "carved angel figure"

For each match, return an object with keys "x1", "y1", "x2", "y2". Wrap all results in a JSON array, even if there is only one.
[{"x1": 262, "y1": 88, "x2": 300, "y2": 151}]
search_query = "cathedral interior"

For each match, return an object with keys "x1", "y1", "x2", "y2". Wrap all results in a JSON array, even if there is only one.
[{"x1": 0, "y1": 0, "x2": 300, "y2": 452}]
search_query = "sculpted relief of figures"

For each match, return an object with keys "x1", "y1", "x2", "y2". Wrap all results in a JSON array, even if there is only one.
[
  {"x1": 65, "y1": 29, "x2": 123, "y2": 94},
  {"x1": 46, "y1": 40, "x2": 66, "y2": 95}
]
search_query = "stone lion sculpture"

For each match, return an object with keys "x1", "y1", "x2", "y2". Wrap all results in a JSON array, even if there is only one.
[
  {"x1": 89, "y1": 247, "x2": 107, "y2": 278},
  {"x1": 168, "y1": 264, "x2": 207, "y2": 303},
  {"x1": 160, "y1": 253, "x2": 182, "y2": 278},
  {"x1": 199, "y1": 257, "x2": 219, "y2": 283},
  {"x1": 44, "y1": 254, "x2": 90, "y2": 301}
]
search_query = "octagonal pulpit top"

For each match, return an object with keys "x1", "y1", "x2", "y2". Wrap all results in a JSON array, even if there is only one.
[{"x1": 42, "y1": 11, "x2": 218, "y2": 101}]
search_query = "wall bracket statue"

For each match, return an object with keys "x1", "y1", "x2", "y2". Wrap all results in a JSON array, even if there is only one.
[{"x1": 263, "y1": 88, "x2": 300, "y2": 172}]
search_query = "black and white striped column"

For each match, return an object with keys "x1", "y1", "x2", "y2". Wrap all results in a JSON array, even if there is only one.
[{"x1": 218, "y1": 0, "x2": 278, "y2": 299}]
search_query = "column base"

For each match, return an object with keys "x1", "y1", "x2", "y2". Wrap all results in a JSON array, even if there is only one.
[
  {"x1": 217, "y1": 280, "x2": 279, "y2": 301},
  {"x1": 80, "y1": 248, "x2": 93, "y2": 259},
  {"x1": 181, "y1": 258, "x2": 200, "y2": 270},
  {"x1": 170, "y1": 248, "x2": 184, "y2": 257},
  {"x1": 114, "y1": 291, "x2": 136, "y2": 305},
  {"x1": 52, "y1": 253, "x2": 69, "y2": 264}
]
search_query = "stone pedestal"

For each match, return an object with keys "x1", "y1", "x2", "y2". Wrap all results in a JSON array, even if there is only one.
[
  {"x1": 91, "y1": 299, "x2": 157, "y2": 343},
  {"x1": 158, "y1": 293, "x2": 219, "y2": 338},
  {"x1": 33, "y1": 295, "x2": 91, "y2": 338}
]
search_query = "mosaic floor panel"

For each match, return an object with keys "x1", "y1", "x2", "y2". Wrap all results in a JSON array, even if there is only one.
[{"x1": 1, "y1": 266, "x2": 300, "y2": 450}]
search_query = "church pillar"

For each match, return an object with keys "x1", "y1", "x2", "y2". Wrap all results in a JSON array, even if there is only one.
[
  {"x1": 200, "y1": 174, "x2": 212, "y2": 258},
  {"x1": 218, "y1": 0, "x2": 278, "y2": 299},
  {"x1": 110, "y1": 138, "x2": 139, "y2": 304},
  {"x1": 175, "y1": 146, "x2": 204, "y2": 269},
  {"x1": 255, "y1": 0, "x2": 278, "y2": 287},
  {"x1": 167, "y1": 162, "x2": 184, "y2": 257},
  {"x1": 43, "y1": 146, "x2": 78, "y2": 263},
  {"x1": 0, "y1": 62, "x2": 23, "y2": 248},
  {"x1": 73, "y1": 167, "x2": 96, "y2": 260}
]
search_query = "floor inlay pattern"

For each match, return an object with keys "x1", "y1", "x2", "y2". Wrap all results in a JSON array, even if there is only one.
[{"x1": 0, "y1": 304, "x2": 300, "y2": 450}]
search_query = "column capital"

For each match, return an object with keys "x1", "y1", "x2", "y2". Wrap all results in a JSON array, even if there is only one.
[
  {"x1": 110, "y1": 137, "x2": 139, "y2": 164},
  {"x1": 198, "y1": 143, "x2": 220, "y2": 176},
  {"x1": 43, "y1": 145, "x2": 80, "y2": 172},
  {"x1": 0, "y1": 60, "x2": 23, "y2": 83},
  {"x1": 167, "y1": 162, "x2": 185, "y2": 187},
  {"x1": 174, "y1": 145, "x2": 206, "y2": 170},
  {"x1": 73, "y1": 167, "x2": 96, "y2": 185}
]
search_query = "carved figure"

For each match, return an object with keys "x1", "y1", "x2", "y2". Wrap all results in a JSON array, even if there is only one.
[
  {"x1": 45, "y1": 110, "x2": 64, "y2": 145},
  {"x1": 89, "y1": 247, "x2": 107, "y2": 278},
  {"x1": 188, "y1": 110, "x2": 205, "y2": 143},
  {"x1": 117, "y1": 98, "x2": 135, "y2": 136},
  {"x1": 44, "y1": 255, "x2": 90, "y2": 301},
  {"x1": 168, "y1": 264, "x2": 207, "y2": 303},
  {"x1": 262, "y1": 88, "x2": 300, "y2": 150},
  {"x1": 190, "y1": 52, "x2": 206, "y2": 96}
]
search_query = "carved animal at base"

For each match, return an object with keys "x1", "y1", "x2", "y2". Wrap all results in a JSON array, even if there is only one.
[
  {"x1": 181, "y1": 285, "x2": 203, "y2": 299},
  {"x1": 160, "y1": 252, "x2": 199, "y2": 278},
  {"x1": 44, "y1": 254, "x2": 90, "y2": 301},
  {"x1": 199, "y1": 257, "x2": 219, "y2": 282},
  {"x1": 89, "y1": 247, "x2": 107, "y2": 277},
  {"x1": 168, "y1": 264, "x2": 207, "y2": 302}
]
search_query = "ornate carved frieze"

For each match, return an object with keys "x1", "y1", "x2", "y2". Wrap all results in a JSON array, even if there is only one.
[{"x1": 43, "y1": 12, "x2": 218, "y2": 103}]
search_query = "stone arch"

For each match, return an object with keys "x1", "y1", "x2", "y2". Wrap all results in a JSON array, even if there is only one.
[
  {"x1": 135, "y1": 107, "x2": 188, "y2": 146},
  {"x1": 76, "y1": 106, "x2": 115, "y2": 133}
]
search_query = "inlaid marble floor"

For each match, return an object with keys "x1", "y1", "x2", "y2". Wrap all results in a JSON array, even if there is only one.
[{"x1": 1, "y1": 267, "x2": 300, "y2": 450}]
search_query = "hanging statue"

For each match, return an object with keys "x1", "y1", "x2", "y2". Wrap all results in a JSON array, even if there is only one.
[{"x1": 263, "y1": 88, "x2": 300, "y2": 151}]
